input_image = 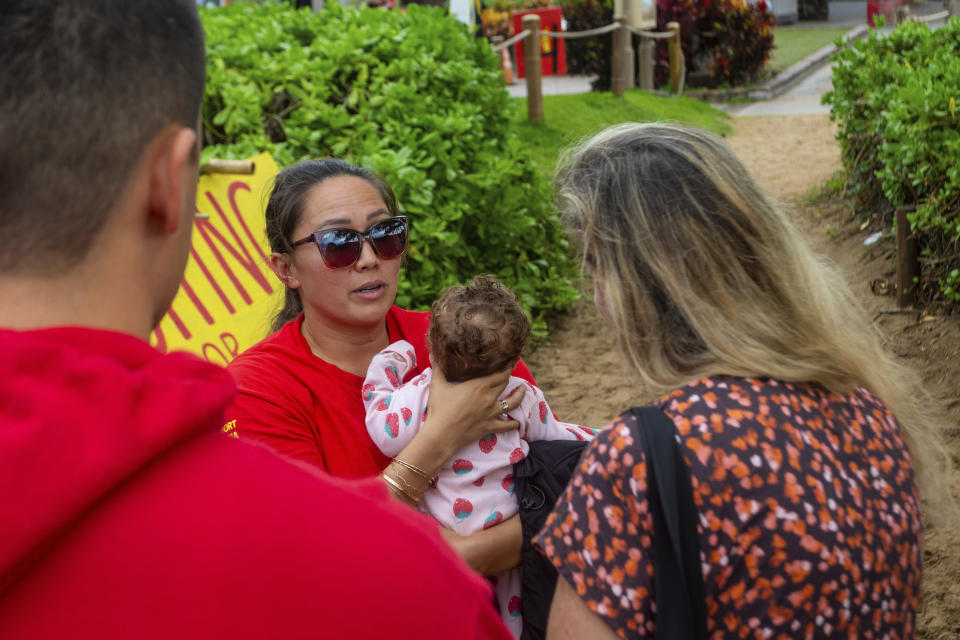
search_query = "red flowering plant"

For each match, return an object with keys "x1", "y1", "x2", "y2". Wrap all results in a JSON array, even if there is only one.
[{"x1": 655, "y1": 0, "x2": 774, "y2": 87}]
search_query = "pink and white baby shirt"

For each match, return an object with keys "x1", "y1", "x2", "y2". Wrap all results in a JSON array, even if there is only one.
[{"x1": 363, "y1": 339, "x2": 597, "y2": 638}]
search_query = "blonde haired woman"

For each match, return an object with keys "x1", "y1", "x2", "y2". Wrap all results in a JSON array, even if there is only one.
[{"x1": 534, "y1": 123, "x2": 953, "y2": 639}]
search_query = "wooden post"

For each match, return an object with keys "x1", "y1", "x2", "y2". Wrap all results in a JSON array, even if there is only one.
[
  {"x1": 522, "y1": 14, "x2": 544, "y2": 124},
  {"x1": 896, "y1": 206, "x2": 920, "y2": 308},
  {"x1": 621, "y1": 4, "x2": 635, "y2": 89},
  {"x1": 667, "y1": 21, "x2": 682, "y2": 95},
  {"x1": 638, "y1": 38, "x2": 654, "y2": 91},
  {"x1": 611, "y1": 15, "x2": 626, "y2": 97},
  {"x1": 200, "y1": 159, "x2": 256, "y2": 175}
]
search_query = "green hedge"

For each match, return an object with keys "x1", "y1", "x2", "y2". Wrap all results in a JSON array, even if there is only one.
[
  {"x1": 824, "y1": 19, "x2": 960, "y2": 303},
  {"x1": 199, "y1": 2, "x2": 578, "y2": 328}
]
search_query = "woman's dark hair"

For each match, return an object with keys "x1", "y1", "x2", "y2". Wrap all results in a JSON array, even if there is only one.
[{"x1": 265, "y1": 159, "x2": 399, "y2": 332}]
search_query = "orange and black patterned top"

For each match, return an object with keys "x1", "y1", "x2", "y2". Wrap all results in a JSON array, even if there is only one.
[{"x1": 534, "y1": 376, "x2": 922, "y2": 639}]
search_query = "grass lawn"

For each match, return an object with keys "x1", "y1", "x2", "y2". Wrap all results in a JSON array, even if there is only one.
[
  {"x1": 769, "y1": 26, "x2": 850, "y2": 72},
  {"x1": 508, "y1": 89, "x2": 731, "y2": 177}
]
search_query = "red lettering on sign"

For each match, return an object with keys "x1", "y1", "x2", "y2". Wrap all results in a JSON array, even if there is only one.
[
  {"x1": 190, "y1": 246, "x2": 236, "y2": 315},
  {"x1": 182, "y1": 278, "x2": 215, "y2": 325},
  {"x1": 228, "y1": 181, "x2": 270, "y2": 264},
  {"x1": 202, "y1": 342, "x2": 229, "y2": 365},
  {"x1": 220, "y1": 332, "x2": 240, "y2": 360},
  {"x1": 201, "y1": 191, "x2": 273, "y2": 303},
  {"x1": 168, "y1": 306, "x2": 191, "y2": 340},
  {"x1": 196, "y1": 220, "x2": 253, "y2": 306},
  {"x1": 152, "y1": 326, "x2": 167, "y2": 354}
]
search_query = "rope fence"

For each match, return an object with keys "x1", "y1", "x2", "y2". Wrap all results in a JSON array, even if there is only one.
[
  {"x1": 540, "y1": 22, "x2": 620, "y2": 38},
  {"x1": 491, "y1": 30, "x2": 530, "y2": 53},
  {"x1": 905, "y1": 8, "x2": 950, "y2": 22},
  {"x1": 624, "y1": 25, "x2": 675, "y2": 39},
  {"x1": 493, "y1": 14, "x2": 686, "y2": 123}
]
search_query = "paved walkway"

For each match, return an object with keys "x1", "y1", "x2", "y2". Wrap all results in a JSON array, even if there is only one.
[
  {"x1": 718, "y1": 63, "x2": 834, "y2": 116},
  {"x1": 722, "y1": 8, "x2": 948, "y2": 116},
  {"x1": 505, "y1": 74, "x2": 593, "y2": 98}
]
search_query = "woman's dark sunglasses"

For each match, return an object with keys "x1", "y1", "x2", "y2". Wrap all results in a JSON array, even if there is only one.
[{"x1": 291, "y1": 216, "x2": 408, "y2": 270}]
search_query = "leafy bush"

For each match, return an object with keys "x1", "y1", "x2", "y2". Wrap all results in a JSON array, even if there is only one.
[
  {"x1": 200, "y1": 2, "x2": 578, "y2": 328},
  {"x1": 824, "y1": 19, "x2": 960, "y2": 305},
  {"x1": 655, "y1": 0, "x2": 775, "y2": 87}
]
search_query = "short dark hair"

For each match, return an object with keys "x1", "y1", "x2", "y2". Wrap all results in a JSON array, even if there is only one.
[
  {"x1": 427, "y1": 275, "x2": 530, "y2": 383},
  {"x1": 0, "y1": 0, "x2": 206, "y2": 274},
  {"x1": 265, "y1": 159, "x2": 399, "y2": 332}
]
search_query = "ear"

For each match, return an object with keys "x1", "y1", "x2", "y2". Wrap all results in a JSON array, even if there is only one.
[
  {"x1": 269, "y1": 252, "x2": 300, "y2": 290},
  {"x1": 147, "y1": 126, "x2": 199, "y2": 235}
]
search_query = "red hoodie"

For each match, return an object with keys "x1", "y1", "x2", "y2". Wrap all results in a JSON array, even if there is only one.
[{"x1": 0, "y1": 327, "x2": 511, "y2": 639}]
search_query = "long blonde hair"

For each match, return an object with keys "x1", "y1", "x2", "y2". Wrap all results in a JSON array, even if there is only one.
[{"x1": 557, "y1": 122, "x2": 954, "y2": 523}]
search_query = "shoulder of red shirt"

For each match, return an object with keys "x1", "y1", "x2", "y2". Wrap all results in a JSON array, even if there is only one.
[{"x1": 0, "y1": 326, "x2": 511, "y2": 639}]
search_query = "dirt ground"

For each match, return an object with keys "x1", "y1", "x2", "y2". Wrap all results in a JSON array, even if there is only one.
[{"x1": 526, "y1": 114, "x2": 960, "y2": 638}]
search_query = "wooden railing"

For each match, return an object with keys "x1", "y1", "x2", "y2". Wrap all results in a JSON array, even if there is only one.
[{"x1": 491, "y1": 15, "x2": 685, "y2": 123}]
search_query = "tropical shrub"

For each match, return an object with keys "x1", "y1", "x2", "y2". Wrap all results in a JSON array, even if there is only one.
[
  {"x1": 200, "y1": 2, "x2": 578, "y2": 327},
  {"x1": 559, "y1": 0, "x2": 773, "y2": 90},
  {"x1": 824, "y1": 19, "x2": 960, "y2": 304},
  {"x1": 656, "y1": 0, "x2": 775, "y2": 87},
  {"x1": 559, "y1": 0, "x2": 615, "y2": 90}
]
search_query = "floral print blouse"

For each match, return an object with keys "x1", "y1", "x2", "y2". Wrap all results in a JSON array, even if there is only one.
[{"x1": 534, "y1": 376, "x2": 922, "y2": 639}]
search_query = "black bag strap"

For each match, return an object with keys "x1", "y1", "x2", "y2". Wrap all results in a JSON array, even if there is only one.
[{"x1": 628, "y1": 406, "x2": 708, "y2": 640}]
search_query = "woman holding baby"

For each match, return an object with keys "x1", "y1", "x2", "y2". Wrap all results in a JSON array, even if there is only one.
[
  {"x1": 224, "y1": 159, "x2": 534, "y2": 578},
  {"x1": 227, "y1": 158, "x2": 591, "y2": 639}
]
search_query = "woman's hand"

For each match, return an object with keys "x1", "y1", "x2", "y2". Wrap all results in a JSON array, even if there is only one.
[
  {"x1": 437, "y1": 515, "x2": 523, "y2": 575},
  {"x1": 387, "y1": 361, "x2": 524, "y2": 507},
  {"x1": 420, "y1": 360, "x2": 527, "y2": 458}
]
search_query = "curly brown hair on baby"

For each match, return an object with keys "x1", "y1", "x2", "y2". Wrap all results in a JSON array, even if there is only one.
[{"x1": 427, "y1": 275, "x2": 531, "y2": 383}]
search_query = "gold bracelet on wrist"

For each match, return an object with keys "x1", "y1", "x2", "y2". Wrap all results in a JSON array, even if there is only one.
[
  {"x1": 381, "y1": 471, "x2": 418, "y2": 505},
  {"x1": 392, "y1": 457, "x2": 433, "y2": 483},
  {"x1": 392, "y1": 468, "x2": 428, "y2": 499}
]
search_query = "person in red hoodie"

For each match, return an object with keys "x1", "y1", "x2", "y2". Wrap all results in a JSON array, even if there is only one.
[{"x1": 0, "y1": 2, "x2": 514, "y2": 638}]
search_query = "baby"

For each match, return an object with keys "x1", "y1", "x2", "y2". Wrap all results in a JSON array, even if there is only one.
[{"x1": 362, "y1": 275, "x2": 596, "y2": 639}]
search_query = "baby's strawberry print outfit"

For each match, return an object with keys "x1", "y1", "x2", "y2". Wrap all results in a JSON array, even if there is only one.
[
  {"x1": 535, "y1": 376, "x2": 922, "y2": 639},
  {"x1": 364, "y1": 339, "x2": 597, "y2": 638}
]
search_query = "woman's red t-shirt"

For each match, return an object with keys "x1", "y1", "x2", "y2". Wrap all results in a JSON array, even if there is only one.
[{"x1": 224, "y1": 307, "x2": 536, "y2": 478}]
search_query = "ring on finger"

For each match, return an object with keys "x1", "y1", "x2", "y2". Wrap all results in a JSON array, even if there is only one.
[
  {"x1": 499, "y1": 399, "x2": 509, "y2": 412},
  {"x1": 498, "y1": 412, "x2": 509, "y2": 420}
]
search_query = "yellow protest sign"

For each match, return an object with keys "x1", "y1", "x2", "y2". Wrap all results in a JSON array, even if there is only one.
[{"x1": 150, "y1": 152, "x2": 283, "y2": 365}]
